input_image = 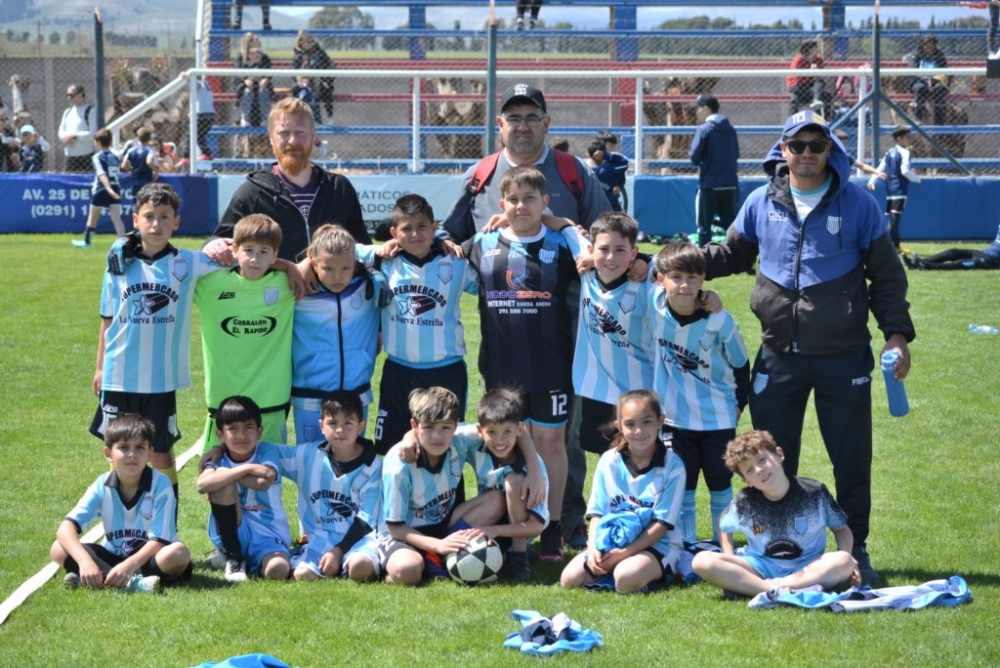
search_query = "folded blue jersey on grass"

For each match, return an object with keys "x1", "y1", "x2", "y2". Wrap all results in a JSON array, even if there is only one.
[{"x1": 504, "y1": 610, "x2": 604, "y2": 655}]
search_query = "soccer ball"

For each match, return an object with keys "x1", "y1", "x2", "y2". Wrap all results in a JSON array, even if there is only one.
[{"x1": 445, "y1": 536, "x2": 504, "y2": 586}]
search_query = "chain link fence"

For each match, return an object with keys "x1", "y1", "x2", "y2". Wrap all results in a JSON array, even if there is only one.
[{"x1": 2, "y1": 6, "x2": 997, "y2": 175}]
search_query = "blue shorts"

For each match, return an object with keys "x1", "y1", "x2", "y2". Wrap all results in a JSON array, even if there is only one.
[
  {"x1": 736, "y1": 547, "x2": 818, "y2": 581},
  {"x1": 209, "y1": 518, "x2": 290, "y2": 576},
  {"x1": 292, "y1": 534, "x2": 380, "y2": 579}
]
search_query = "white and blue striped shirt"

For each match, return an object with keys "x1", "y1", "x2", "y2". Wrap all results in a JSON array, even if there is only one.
[
  {"x1": 99, "y1": 247, "x2": 221, "y2": 393},
  {"x1": 277, "y1": 441, "x2": 382, "y2": 552},
  {"x1": 650, "y1": 288, "x2": 749, "y2": 431},
  {"x1": 587, "y1": 443, "x2": 685, "y2": 563},
  {"x1": 356, "y1": 247, "x2": 478, "y2": 369},
  {"x1": 573, "y1": 271, "x2": 656, "y2": 405},
  {"x1": 380, "y1": 434, "x2": 477, "y2": 531},
  {"x1": 66, "y1": 467, "x2": 177, "y2": 556},
  {"x1": 203, "y1": 442, "x2": 291, "y2": 545},
  {"x1": 466, "y1": 440, "x2": 550, "y2": 529}
]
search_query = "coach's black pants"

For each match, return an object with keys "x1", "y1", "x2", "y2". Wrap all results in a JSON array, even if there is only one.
[
  {"x1": 748, "y1": 345, "x2": 874, "y2": 548},
  {"x1": 696, "y1": 186, "x2": 738, "y2": 247}
]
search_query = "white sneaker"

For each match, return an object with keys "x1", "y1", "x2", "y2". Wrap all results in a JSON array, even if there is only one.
[
  {"x1": 225, "y1": 558, "x2": 248, "y2": 583},
  {"x1": 63, "y1": 573, "x2": 80, "y2": 589},
  {"x1": 515, "y1": 16, "x2": 525, "y2": 30},
  {"x1": 71, "y1": 240, "x2": 90, "y2": 248},
  {"x1": 204, "y1": 549, "x2": 227, "y2": 571},
  {"x1": 124, "y1": 574, "x2": 160, "y2": 594}
]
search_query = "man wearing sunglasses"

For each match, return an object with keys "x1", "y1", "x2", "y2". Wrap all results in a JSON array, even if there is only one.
[{"x1": 702, "y1": 110, "x2": 915, "y2": 586}]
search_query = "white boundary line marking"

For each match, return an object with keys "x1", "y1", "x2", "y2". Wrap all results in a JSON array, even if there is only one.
[{"x1": 0, "y1": 438, "x2": 204, "y2": 626}]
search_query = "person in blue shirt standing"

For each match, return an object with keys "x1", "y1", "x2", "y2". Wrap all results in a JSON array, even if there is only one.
[
  {"x1": 689, "y1": 94, "x2": 739, "y2": 247},
  {"x1": 868, "y1": 125, "x2": 921, "y2": 251}
]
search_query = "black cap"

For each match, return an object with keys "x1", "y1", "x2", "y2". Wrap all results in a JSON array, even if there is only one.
[
  {"x1": 691, "y1": 94, "x2": 719, "y2": 113},
  {"x1": 891, "y1": 125, "x2": 912, "y2": 139},
  {"x1": 499, "y1": 83, "x2": 547, "y2": 114}
]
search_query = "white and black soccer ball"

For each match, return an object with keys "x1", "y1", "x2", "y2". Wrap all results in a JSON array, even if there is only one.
[{"x1": 445, "y1": 536, "x2": 504, "y2": 586}]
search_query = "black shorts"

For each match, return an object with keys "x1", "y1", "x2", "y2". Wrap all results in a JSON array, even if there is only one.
[
  {"x1": 91, "y1": 189, "x2": 122, "y2": 209},
  {"x1": 91, "y1": 390, "x2": 181, "y2": 454},
  {"x1": 66, "y1": 543, "x2": 159, "y2": 577},
  {"x1": 579, "y1": 396, "x2": 617, "y2": 454},
  {"x1": 662, "y1": 425, "x2": 735, "y2": 491},
  {"x1": 523, "y1": 390, "x2": 572, "y2": 427},
  {"x1": 374, "y1": 358, "x2": 468, "y2": 456},
  {"x1": 885, "y1": 196, "x2": 907, "y2": 214}
]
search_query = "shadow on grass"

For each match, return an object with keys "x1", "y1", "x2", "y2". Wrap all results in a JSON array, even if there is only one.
[
  {"x1": 172, "y1": 571, "x2": 240, "y2": 591},
  {"x1": 879, "y1": 569, "x2": 1000, "y2": 588}
]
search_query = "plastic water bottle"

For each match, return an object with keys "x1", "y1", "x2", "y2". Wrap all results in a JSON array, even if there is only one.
[
  {"x1": 968, "y1": 324, "x2": 999, "y2": 335},
  {"x1": 881, "y1": 350, "x2": 909, "y2": 418}
]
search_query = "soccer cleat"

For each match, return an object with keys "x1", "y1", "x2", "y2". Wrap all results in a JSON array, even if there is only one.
[
  {"x1": 767, "y1": 583, "x2": 823, "y2": 599},
  {"x1": 566, "y1": 520, "x2": 588, "y2": 550},
  {"x1": 902, "y1": 251, "x2": 925, "y2": 270},
  {"x1": 204, "y1": 549, "x2": 227, "y2": 571},
  {"x1": 515, "y1": 16, "x2": 525, "y2": 30},
  {"x1": 63, "y1": 573, "x2": 80, "y2": 590},
  {"x1": 504, "y1": 551, "x2": 532, "y2": 583},
  {"x1": 71, "y1": 240, "x2": 90, "y2": 248},
  {"x1": 124, "y1": 574, "x2": 160, "y2": 594},
  {"x1": 853, "y1": 546, "x2": 881, "y2": 585},
  {"x1": 537, "y1": 527, "x2": 564, "y2": 562},
  {"x1": 529, "y1": 17, "x2": 537, "y2": 29},
  {"x1": 225, "y1": 558, "x2": 248, "y2": 583}
]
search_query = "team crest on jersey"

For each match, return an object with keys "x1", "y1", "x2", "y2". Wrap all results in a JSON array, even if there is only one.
[
  {"x1": 399, "y1": 295, "x2": 436, "y2": 317},
  {"x1": 171, "y1": 257, "x2": 189, "y2": 282},
  {"x1": 262, "y1": 287, "x2": 280, "y2": 306},
  {"x1": 539, "y1": 249, "x2": 555, "y2": 264},
  {"x1": 794, "y1": 516, "x2": 809, "y2": 535},
  {"x1": 438, "y1": 262, "x2": 453, "y2": 284},
  {"x1": 619, "y1": 289, "x2": 637, "y2": 314},
  {"x1": 826, "y1": 216, "x2": 842, "y2": 235},
  {"x1": 699, "y1": 327, "x2": 717, "y2": 351},
  {"x1": 753, "y1": 373, "x2": 769, "y2": 395}
]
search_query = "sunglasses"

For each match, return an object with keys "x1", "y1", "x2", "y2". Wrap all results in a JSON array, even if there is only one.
[{"x1": 784, "y1": 139, "x2": 830, "y2": 155}]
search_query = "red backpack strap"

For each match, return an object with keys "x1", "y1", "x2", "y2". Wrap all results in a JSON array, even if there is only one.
[
  {"x1": 468, "y1": 151, "x2": 502, "y2": 193},
  {"x1": 553, "y1": 149, "x2": 585, "y2": 223}
]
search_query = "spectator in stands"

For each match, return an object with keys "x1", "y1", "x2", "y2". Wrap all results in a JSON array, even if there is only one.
[
  {"x1": 787, "y1": 40, "x2": 831, "y2": 118},
  {"x1": 586, "y1": 139, "x2": 629, "y2": 212},
  {"x1": 0, "y1": 111, "x2": 20, "y2": 172},
  {"x1": 236, "y1": 32, "x2": 274, "y2": 159},
  {"x1": 291, "y1": 77, "x2": 322, "y2": 127},
  {"x1": 908, "y1": 35, "x2": 950, "y2": 125},
  {"x1": 689, "y1": 93, "x2": 739, "y2": 247},
  {"x1": 58, "y1": 84, "x2": 98, "y2": 173},
  {"x1": 206, "y1": 97, "x2": 369, "y2": 264},
  {"x1": 990, "y1": 1, "x2": 999, "y2": 55},
  {"x1": 594, "y1": 130, "x2": 619, "y2": 153},
  {"x1": 192, "y1": 75, "x2": 216, "y2": 161},
  {"x1": 515, "y1": 0, "x2": 543, "y2": 30},
  {"x1": 292, "y1": 30, "x2": 336, "y2": 124},
  {"x1": 19, "y1": 125, "x2": 50, "y2": 173},
  {"x1": 440, "y1": 83, "x2": 612, "y2": 557},
  {"x1": 150, "y1": 135, "x2": 176, "y2": 174},
  {"x1": 234, "y1": 0, "x2": 270, "y2": 31}
]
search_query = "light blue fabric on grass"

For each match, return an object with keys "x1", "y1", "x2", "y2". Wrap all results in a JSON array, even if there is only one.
[
  {"x1": 504, "y1": 610, "x2": 604, "y2": 655},
  {"x1": 191, "y1": 654, "x2": 290, "y2": 668},
  {"x1": 748, "y1": 576, "x2": 972, "y2": 612}
]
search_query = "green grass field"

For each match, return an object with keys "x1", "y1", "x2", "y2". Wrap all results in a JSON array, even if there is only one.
[{"x1": 1, "y1": 234, "x2": 998, "y2": 667}]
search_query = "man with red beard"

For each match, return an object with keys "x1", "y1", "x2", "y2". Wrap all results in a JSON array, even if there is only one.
[{"x1": 207, "y1": 97, "x2": 370, "y2": 262}]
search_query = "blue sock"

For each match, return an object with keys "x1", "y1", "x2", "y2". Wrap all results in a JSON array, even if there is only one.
[
  {"x1": 710, "y1": 487, "x2": 733, "y2": 543},
  {"x1": 681, "y1": 490, "x2": 697, "y2": 544}
]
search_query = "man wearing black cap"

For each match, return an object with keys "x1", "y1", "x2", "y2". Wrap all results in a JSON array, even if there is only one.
[
  {"x1": 689, "y1": 94, "x2": 740, "y2": 247},
  {"x1": 441, "y1": 83, "x2": 611, "y2": 559},
  {"x1": 702, "y1": 110, "x2": 916, "y2": 585},
  {"x1": 441, "y1": 82, "x2": 610, "y2": 242}
]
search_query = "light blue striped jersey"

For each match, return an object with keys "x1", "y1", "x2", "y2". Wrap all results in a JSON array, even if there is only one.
[
  {"x1": 99, "y1": 247, "x2": 221, "y2": 393},
  {"x1": 719, "y1": 476, "x2": 847, "y2": 563},
  {"x1": 586, "y1": 442, "x2": 685, "y2": 561},
  {"x1": 650, "y1": 288, "x2": 749, "y2": 430},
  {"x1": 203, "y1": 441, "x2": 291, "y2": 545},
  {"x1": 356, "y1": 246, "x2": 478, "y2": 368},
  {"x1": 65, "y1": 467, "x2": 177, "y2": 556},
  {"x1": 465, "y1": 439, "x2": 550, "y2": 528},
  {"x1": 277, "y1": 440, "x2": 382, "y2": 552},
  {"x1": 379, "y1": 433, "x2": 477, "y2": 531},
  {"x1": 291, "y1": 271, "x2": 386, "y2": 405},
  {"x1": 573, "y1": 271, "x2": 656, "y2": 404}
]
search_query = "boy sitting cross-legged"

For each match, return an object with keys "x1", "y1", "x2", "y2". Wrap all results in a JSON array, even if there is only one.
[
  {"x1": 378, "y1": 387, "x2": 542, "y2": 586},
  {"x1": 277, "y1": 390, "x2": 382, "y2": 582},
  {"x1": 51, "y1": 414, "x2": 192, "y2": 593},
  {"x1": 197, "y1": 395, "x2": 292, "y2": 583},
  {"x1": 692, "y1": 430, "x2": 860, "y2": 598},
  {"x1": 464, "y1": 388, "x2": 549, "y2": 582}
]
